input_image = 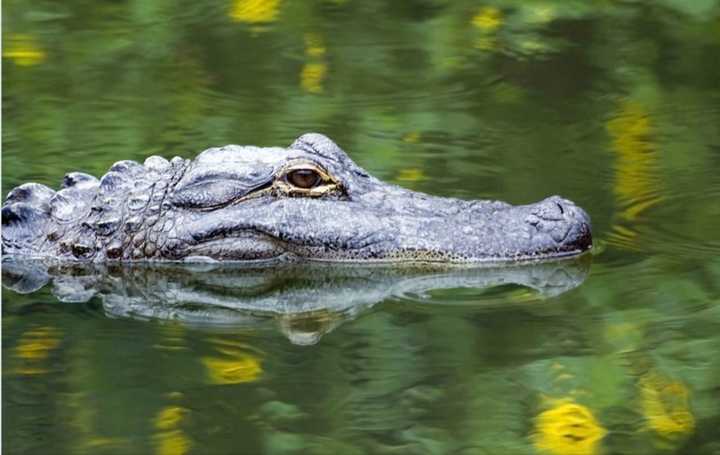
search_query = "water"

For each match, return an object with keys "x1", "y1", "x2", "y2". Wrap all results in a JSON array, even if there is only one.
[{"x1": 3, "y1": 0, "x2": 720, "y2": 453}]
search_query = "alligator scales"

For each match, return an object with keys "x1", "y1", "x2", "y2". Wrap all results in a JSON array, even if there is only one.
[{"x1": 2, "y1": 134, "x2": 592, "y2": 263}]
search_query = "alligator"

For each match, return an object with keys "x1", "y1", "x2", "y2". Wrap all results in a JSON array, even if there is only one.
[
  {"x1": 2, "y1": 257, "x2": 590, "y2": 345},
  {"x1": 1, "y1": 133, "x2": 592, "y2": 263}
]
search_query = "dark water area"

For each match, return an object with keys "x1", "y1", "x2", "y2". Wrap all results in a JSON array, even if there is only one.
[{"x1": 3, "y1": 0, "x2": 720, "y2": 454}]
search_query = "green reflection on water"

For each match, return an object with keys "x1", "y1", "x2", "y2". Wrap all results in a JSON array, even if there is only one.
[{"x1": 3, "y1": 0, "x2": 720, "y2": 453}]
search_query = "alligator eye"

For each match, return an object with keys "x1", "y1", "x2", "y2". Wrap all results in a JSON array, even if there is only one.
[{"x1": 286, "y1": 169, "x2": 322, "y2": 189}]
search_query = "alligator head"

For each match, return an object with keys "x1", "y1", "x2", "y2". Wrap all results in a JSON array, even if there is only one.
[{"x1": 2, "y1": 133, "x2": 592, "y2": 263}]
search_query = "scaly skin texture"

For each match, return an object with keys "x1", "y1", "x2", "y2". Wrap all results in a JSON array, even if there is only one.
[{"x1": 1, "y1": 133, "x2": 592, "y2": 263}]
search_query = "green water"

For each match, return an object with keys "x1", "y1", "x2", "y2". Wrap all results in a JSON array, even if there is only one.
[{"x1": 3, "y1": 0, "x2": 720, "y2": 453}]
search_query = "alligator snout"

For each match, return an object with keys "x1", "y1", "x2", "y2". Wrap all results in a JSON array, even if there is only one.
[{"x1": 525, "y1": 196, "x2": 592, "y2": 253}]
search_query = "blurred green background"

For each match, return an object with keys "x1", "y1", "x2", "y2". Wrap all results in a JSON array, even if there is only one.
[{"x1": 3, "y1": 0, "x2": 720, "y2": 454}]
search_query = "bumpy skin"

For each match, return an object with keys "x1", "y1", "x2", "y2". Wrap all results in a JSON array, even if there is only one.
[{"x1": 1, "y1": 133, "x2": 592, "y2": 263}]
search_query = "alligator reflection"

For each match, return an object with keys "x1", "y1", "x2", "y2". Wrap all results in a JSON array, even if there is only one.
[{"x1": 3, "y1": 257, "x2": 590, "y2": 345}]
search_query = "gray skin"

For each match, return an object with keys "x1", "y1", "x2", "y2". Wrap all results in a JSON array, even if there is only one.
[{"x1": 2, "y1": 133, "x2": 592, "y2": 263}]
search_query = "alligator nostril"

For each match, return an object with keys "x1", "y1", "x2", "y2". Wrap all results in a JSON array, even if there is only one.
[{"x1": 556, "y1": 202, "x2": 564, "y2": 215}]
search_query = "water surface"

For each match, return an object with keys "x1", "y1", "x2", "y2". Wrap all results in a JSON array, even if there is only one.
[{"x1": 3, "y1": 1, "x2": 720, "y2": 454}]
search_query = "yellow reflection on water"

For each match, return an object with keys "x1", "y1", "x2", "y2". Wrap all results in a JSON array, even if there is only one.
[
  {"x1": 396, "y1": 168, "x2": 425, "y2": 182},
  {"x1": 202, "y1": 342, "x2": 263, "y2": 384},
  {"x1": 305, "y1": 33, "x2": 326, "y2": 58},
  {"x1": 300, "y1": 62, "x2": 327, "y2": 94},
  {"x1": 607, "y1": 101, "x2": 663, "y2": 217},
  {"x1": 532, "y1": 399, "x2": 607, "y2": 455},
  {"x1": 402, "y1": 131, "x2": 422, "y2": 144},
  {"x1": 3, "y1": 34, "x2": 47, "y2": 66},
  {"x1": 153, "y1": 406, "x2": 192, "y2": 455},
  {"x1": 155, "y1": 406, "x2": 188, "y2": 431},
  {"x1": 605, "y1": 100, "x2": 664, "y2": 249},
  {"x1": 300, "y1": 33, "x2": 328, "y2": 94},
  {"x1": 84, "y1": 436, "x2": 131, "y2": 450},
  {"x1": 12, "y1": 326, "x2": 62, "y2": 375},
  {"x1": 639, "y1": 371, "x2": 695, "y2": 440},
  {"x1": 15, "y1": 327, "x2": 61, "y2": 360},
  {"x1": 229, "y1": 0, "x2": 280, "y2": 24},
  {"x1": 472, "y1": 6, "x2": 503, "y2": 32},
  {"x1": 472, "y1": 6, "x2": 503, "y2": 51}
]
